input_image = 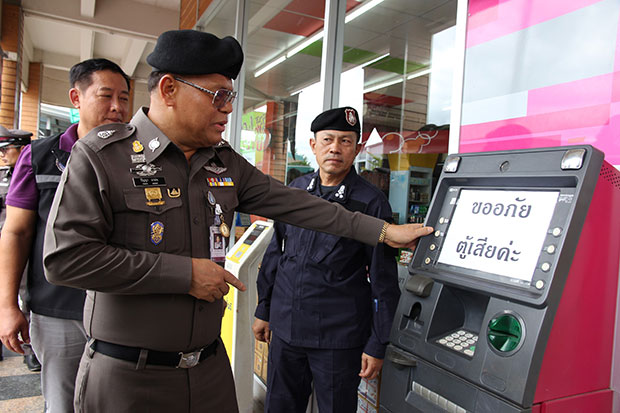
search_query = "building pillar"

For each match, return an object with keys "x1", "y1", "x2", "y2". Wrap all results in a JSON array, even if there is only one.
[
  {"x1": 0, "y1": 2, "x2": 23, "y2": 128},
  {"x1": 19, "y1": 62, "x2": 41, "y2": 137},
  {"x1": 265, "y1": 101, "x2": 286, "y2": 183}
]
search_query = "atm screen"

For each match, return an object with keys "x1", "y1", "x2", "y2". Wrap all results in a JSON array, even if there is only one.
[{"x1": 437, "y1": 189, "x2": 559, "y2": 285}]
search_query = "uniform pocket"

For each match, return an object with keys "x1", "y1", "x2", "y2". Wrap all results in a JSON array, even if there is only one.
[
  {"x1": 121, "y1": 189, "x2": 184, "y2": 252},
  {"x1": 309, "y1": 232, "x2": 340, "y2": 263},
  {"x1": 203, "y1": 188, "x2": 238, "y2": 229}
]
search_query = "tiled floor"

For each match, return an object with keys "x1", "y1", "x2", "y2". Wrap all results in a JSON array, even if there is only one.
[{"x1": 0, "y1": 345, "x2": 44, "y2": 413}]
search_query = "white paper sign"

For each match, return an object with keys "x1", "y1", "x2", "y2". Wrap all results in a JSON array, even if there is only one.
[{"x1": 438, "y1": 189, "x2": 559, "y2": 283}]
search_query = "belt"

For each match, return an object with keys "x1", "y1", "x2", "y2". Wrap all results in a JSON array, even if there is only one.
[{"x1": 91, "y1": 339, "x2": 218, "y2": 369}]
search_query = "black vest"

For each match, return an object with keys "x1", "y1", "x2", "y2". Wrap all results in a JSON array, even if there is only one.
[{"x1": 28, "y1": 133, "x2": 85, "y2": 320}]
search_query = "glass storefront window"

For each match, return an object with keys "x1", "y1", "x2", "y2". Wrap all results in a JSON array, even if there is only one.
[
  {"x1": 343, "y1": 0, "x2": 457, "y2": 226},
  {"x1": 242, "y1": 0, "x2": 329, "y2": 183},
  {"x1": 238, "y1": 0, "x2": 458, "y2": 230}
]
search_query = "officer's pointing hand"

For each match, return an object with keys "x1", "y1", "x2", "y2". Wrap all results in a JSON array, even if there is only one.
[
  {"x1": 383, "y1": 223, "x2": 434, "y2": 249},
  {"x1": 189, "y1": 258, "x2": 246, "y2": 302}
]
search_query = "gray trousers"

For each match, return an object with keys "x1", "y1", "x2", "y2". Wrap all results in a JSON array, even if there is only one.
[
  {"x1": 30, "y1": 312, "x2": 87, "y2": 413},
  {"x1": 74, "y1": 338, "x2": 238, "y2": 413}
]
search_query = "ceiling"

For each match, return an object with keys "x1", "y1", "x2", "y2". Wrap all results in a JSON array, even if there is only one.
[{"x1": 18, "y1": 0, "x2": 456, "y2": 128}]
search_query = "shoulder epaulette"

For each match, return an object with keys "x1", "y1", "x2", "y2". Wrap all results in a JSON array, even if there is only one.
[{"x1": 81, "y1": 123, "x2": 136, "y2": 152}]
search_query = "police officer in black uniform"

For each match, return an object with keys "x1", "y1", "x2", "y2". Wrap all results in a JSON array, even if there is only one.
[{"x1": 253, "y1": 107, "x2": 401, "y2": 412}]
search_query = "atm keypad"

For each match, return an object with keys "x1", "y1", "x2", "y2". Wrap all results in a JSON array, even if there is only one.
[{"x1": 436, "y1": 329, "x2": 477, "y2": 357}]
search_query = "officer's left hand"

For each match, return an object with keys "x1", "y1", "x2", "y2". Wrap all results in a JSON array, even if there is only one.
[
  {"x1": 359, "y1": 353, "x2": 383, "y2": 380},
  {"x1": 384, "y1": 223, "x2": 433, "y2": 249}
]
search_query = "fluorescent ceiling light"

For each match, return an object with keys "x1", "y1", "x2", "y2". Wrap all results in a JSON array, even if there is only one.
[
  {"x1": 407, "y1": 68, "x2": 431, "y2": 80},
  {"x1": 361, "y1": 52, "x2": 389, "y2": 68},
  {"x1": 363, "y1": 66, "x2": 431, "y2": 93},
  {"x1": 363, "y1": 77, "x2": 404, "y2": 93},
  {"x1": 254, "y1": 0, "x2": 385, "y2": 77},
  {"x1": 254, "y1": 55, "x2": 287, "y2": 78},
  {"x1": 345, "y1": 0, "x2": 384, "y2": 23},
  {"x1": 287, "y1": 31, "x2": 325, "y2": 58}
]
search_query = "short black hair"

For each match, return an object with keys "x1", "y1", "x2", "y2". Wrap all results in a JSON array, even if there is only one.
[
  {"x1": 69, "y1": 58, "x2": 131, "y2": 91},
  {"x1": 147, "y1": 71, "x2": 168, "y2": 93}
]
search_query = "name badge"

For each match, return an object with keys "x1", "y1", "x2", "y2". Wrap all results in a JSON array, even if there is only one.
[
  {"x1": 133, "y1": 177, "x2": 166, "y2": 187},
  {"x1": 210, "y1": 225, "x2": 226, "y2": 263}
]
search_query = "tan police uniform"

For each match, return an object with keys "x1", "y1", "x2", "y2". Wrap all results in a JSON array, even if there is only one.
[{"x1": 43, "y1": 107, "x2": 385, "y2": 412}]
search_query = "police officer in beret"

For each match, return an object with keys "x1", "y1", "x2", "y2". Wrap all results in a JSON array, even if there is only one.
[
  {"x1": 252, "y1": 107, "x2": 399, "y2": 412},
  {"x1": 0, "y1": 126, "x2": 32, "y2": 230},
  {"x1": 43, "y1": 30, "x2": 432, "y2": 412}
]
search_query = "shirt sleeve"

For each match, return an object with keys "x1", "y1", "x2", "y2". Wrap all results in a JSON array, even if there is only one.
[
  {"x1": 254, "y1": 221, "x2": 286, "y2": 321},
  {"x1": 364, "y1": 199, "x2": 400, "y2": 359},
  {"x1": 43, "y1": 141, "x2": 192, "y2": 294},
  {"x1": 232, "y1": 153, "x2": 385, "y2": 246},
  {"x1": 5, "y1": 145, "x2": 39, "y2": 211}
]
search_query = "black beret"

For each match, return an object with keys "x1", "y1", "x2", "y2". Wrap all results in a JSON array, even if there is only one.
[
  {"x1": 147, "y1": 30, "x2": 244, "y2": 79},
  {"x1": 0, "y1": 125, "x2": 32, "y2": 148},
  {"x1": 310, "y1": 107, "x2": 361, "y2": 141}
]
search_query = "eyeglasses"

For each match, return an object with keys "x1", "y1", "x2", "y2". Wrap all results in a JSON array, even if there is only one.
[
  {"x1": 0, "y1": 145, "x2": 20, "y2": 155},
  {"x1": 173, "y1": 77, "x2": 237, "y2": 109}
]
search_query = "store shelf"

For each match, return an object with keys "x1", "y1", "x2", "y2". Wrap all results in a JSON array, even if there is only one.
[{"x1": 389, "y1": 166, "x2": 433, "y2": 224}]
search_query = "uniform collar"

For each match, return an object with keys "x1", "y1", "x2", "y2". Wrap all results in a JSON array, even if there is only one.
[
  {"x1": 306, "y1": 166, "x2": 358, "y2": 204},
  {"x1": 131, "y1": 107, "x2": 175, "y2": 164}
]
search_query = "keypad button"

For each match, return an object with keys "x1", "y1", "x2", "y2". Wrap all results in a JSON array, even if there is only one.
[
  {"x1": 447, "y1": 342, "x2": 455, "y2": 348},
  {"x1": 454, "y1": 345, "x2": 463, "y2": 351},
  {"x1": 464, "y1": 349, "x2": 474, "y2": 356}
]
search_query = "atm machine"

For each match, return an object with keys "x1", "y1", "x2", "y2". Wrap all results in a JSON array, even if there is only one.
[
  {"x1": 223, "y1": 220, "x2": 274, "y2": 413},
  {"x1": 380, "y1": 146, "x2": 620, "y2": 413}
]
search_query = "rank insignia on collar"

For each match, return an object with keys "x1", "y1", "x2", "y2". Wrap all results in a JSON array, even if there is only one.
[
  {"x1": 144, "y1": 187, "x2": 165, "y2": 206},
  {"x1": 130, "y1": 163, "x2": 163, "y2": 177},
  {"x1": 97, "y1": 130, "x2": 116, "y2": 139},
  {"x1": 131, "y1": 154, "x2": 146, "y2": 163},
  {"x1": 167, "y1": 187, "x2": 181, "y2": 198},
  {"x1": 132, "y1": 140, "x2": 144, "y2": 153},
  {"x1": 334, "y1": 185, "x2": 346, "y2": 199},
  {"x1": 150, "y1": 221, "x2": 164, "y2": 245},
  {"x1": 203, "y1": 165, "x2": 227, "y2": 174},
  {"x1": 207, "y1": 177, "x2": 234, "y2": 186},
  {"x1": 148, "y1": 137, "x2": 161, "y2": 152}
]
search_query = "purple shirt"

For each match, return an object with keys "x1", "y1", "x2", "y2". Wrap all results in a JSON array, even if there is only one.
[{"x1": 6, "y1": 123, "x2": 79, "y2": 211}]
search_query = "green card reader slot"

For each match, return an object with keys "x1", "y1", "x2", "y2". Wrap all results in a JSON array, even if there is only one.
[{"x1": 487, "y1": 314, "x2": 523, "y2": 353}]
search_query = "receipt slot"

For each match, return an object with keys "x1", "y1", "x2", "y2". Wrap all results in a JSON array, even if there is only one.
[
  {"x1": 380, "y1": 146, "x2": 620, "y2": 413},
  {"x1": 222, "y1": 220, "x2": 274, "y2": 413}
]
